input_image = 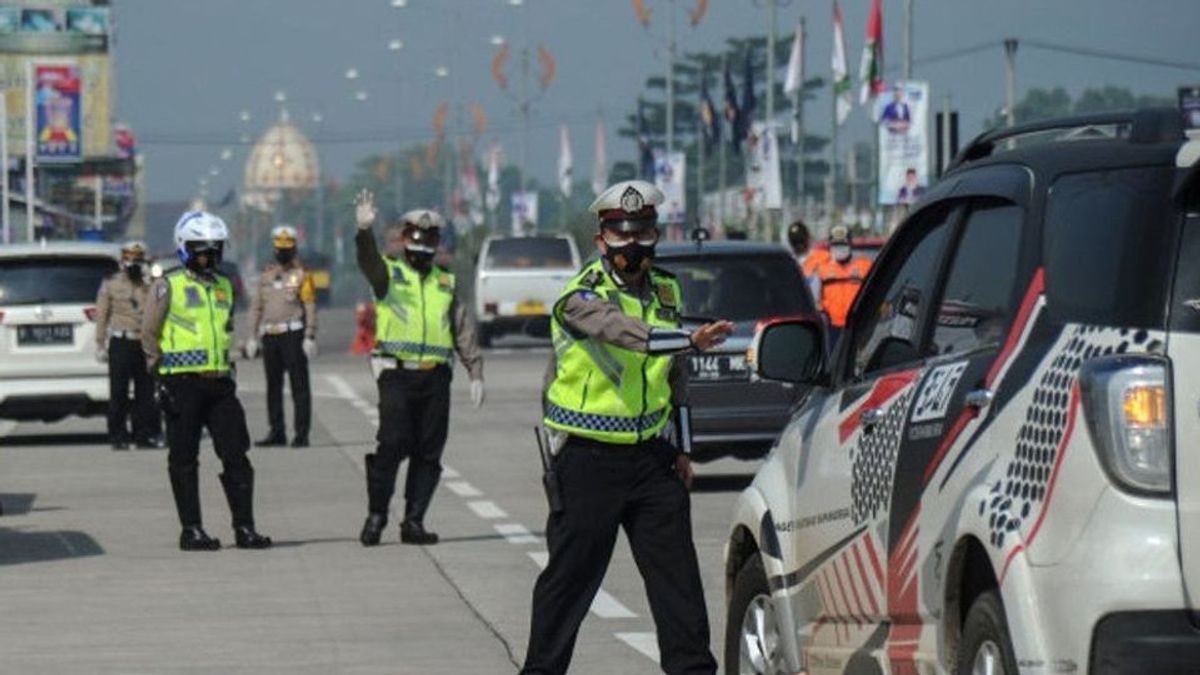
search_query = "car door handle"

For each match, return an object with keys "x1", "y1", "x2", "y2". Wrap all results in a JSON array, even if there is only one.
[
  {"x1": 861, "y1": 407, "x2": 885, "y2": 428},
  {"x1": 965, "y1": 389, "x2": 994, "y2": 411}
]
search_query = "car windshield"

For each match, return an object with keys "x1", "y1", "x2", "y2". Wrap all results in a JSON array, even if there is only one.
[
  {"x1": 0, "y1": 256, "x2": 117, "y2": 305},
  {"x1": 484, "y1": 237, "x2": 575, "y2": 270},
  {"x1": 657, "y1": 253, "x2": 814, "y2": 322}
]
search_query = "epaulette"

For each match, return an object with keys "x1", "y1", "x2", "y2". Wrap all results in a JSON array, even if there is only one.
[{"x1": 578, "y1": 266, "x2": 605, "y2": 289}]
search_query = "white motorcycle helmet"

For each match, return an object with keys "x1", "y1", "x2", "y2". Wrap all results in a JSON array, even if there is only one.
[{"x1": 174, "y1": 211, "x2": 229, "y2": 270}]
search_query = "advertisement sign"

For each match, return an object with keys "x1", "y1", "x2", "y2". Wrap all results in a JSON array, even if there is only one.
[
  {"x1": 653, "y1": 148, "x2": 686, "y2": 224},
  {"x1": 34, "y1": 62, "x2": 82, "y2": 162},
  {"x1": 0, "y1": 7, "x2": 109, "y2": 53},
  {"x1": 745, "y1": 121, "x2": 783, "y2": 210},
  {"x1": 511, "y1": 190, "x2": 539, "y2": 235},
  {"x1": 0, "y1": 9, "x2": 18, "y2": 35},
  {"x1": 1, "y1": 53, "x2": 110, "y2": 158},
  {"x1": 877, "y1": 80, "x2": 930, "y2": 206},
  {"x1": 1180, "y1": 86, "x2": 1200, "y2": 134}
]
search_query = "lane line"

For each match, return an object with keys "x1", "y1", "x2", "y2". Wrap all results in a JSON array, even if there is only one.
[
  {"x1": 442, "y1": 467, "x2": 461, "y2": 479},
  {"x1": 494, "y1": 523, "x2": 540, "y2": 545},
  {"x1": 615, "y1": 633, "x2": 660, "y2": 662},
  {"x1": 467, "y1": 500, "x2": 508, "y2": 519},
  {"x1": 526, "y1": 550, "x2": 638, "y2": 619},
  {"x1": 445, "y1": 481, "x2": 483, "y2": 498}
]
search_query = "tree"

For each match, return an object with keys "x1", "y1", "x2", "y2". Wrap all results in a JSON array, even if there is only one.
[{"x1": 984, "y1": 85, "x2": 1175, "y2": 131}]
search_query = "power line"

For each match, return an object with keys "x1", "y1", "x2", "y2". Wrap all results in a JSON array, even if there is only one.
[{"x1": 1023, "y1": 39, "x2": 1200, "y2": 72}]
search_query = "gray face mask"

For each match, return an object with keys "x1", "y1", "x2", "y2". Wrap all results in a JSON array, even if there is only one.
[{"x1": 831, "y1": 244, "x2": 852, "y2": 262}]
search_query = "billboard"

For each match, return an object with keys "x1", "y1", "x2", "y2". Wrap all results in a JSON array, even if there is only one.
[
  {"x1": 511, "y1": 190, "x2": 538, "y2": 235},
  {"x1": 745, "y1": 121, "x2": 783, "y2": 210},
  {"x1": 34, "y1": 62, "x2": 82, "y2": 162},
  {"x1": 0, "y1": 6, "x2": 109, "y2": 53},
  {"x1": 653, "y1": 148, "x2": 686, "y2": 224},
  {"x1": 0, "y1": 52, "x2": 111, "y2": 159},
  {"x1": 877, "y1": 80, "x2": 930, "y2": 206}
]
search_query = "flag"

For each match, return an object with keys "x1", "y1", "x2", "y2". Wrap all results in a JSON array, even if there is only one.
[
  {"x1": 858, "y1": 0, "x2": 884, "y2": 109},
  {"x1": 557, "y1": 124, "x2": 573, "y2": 198},
  {"x1": 783, "y1": 18, "x2": 804, "y2": 97},
  {"x1": 740, "y1": 48, "x2": 756, "y2": 146},
  {"x1": 723, "y1": 61, "x2": 741, "y2": 151},
  {"x1": 832, "y1": 0, "x2": 852, "y2": 126},
  {"x1": 699, "y1": 73, "x2": 720, "y2": 150},
  {"x1": 592, "y1": 118, "x2": 607, "y2": 196},
  {"x1": 485, "y1": 144, "x2": 501, "y2": 212},
  {"x1": 637, "y1": 99, "x2": 655, "y2": 180}
]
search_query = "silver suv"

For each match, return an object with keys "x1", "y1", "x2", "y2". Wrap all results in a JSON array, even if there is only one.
[{"x1": 0, "y1": 241, "x2": 120, "y2": 421}]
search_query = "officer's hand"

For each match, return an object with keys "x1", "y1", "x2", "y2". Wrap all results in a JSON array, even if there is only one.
[
  {"x1": 355, "y1": 189, "x2": 377, "y2": 230},
  {"x1": 95, "y1": 347, "x2": 108, "y2": 364},
  {"x1": 470, "y1": 379, "x2": 485, "y2": 409},
  {"x1": 674, "y1": 454, "x2": 695, "y2": 490},
  {"x1": 243, "y1": 338, "x2": 260, "y2": 359},
  {"x1": 302, "y1": 338, "x2": 318, "y2": 359},
  {"x1": 690, "y1": 320, "x2": 735, "y2": 352}
]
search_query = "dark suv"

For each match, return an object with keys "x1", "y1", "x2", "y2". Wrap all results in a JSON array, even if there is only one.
[{"x1": 723, "y1": 109, "x2": 1200, "y2": 675}]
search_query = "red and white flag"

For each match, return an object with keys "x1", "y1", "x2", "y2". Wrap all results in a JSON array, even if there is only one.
[
  {"x1": 858, "y1": 0, "x2": 885, "y2": 110},
  {"x1": 831, "y1": 0, "x2": 852, "y2": 126},
  {"x1": 592, "y1": 118, "x2": 608, "y2": 196}
]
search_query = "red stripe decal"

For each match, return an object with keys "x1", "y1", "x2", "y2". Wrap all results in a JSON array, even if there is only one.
[
  {"x1": 830, "y1": 564, "x2": 858, "y2": 627},
  {"x1": 839, "y1": 368, "x2": 921, "y2": 443},
  {"x1": 1000, "y1": 382, "x2": 1080, "y2": 584},
  {"x1": 852, "y1": 542, "x2": 881, "y2": 617},
  {"x1": 986, "y1": 268, "x2": 1045, "y2": 388},
  {"x1": 863, "y1": 531, "x2": 886, "y2": 589},
  {"x1": 841, "y1": 551, "x2": 869, "y2": 624}
]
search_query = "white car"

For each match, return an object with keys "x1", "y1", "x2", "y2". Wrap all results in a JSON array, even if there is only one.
[
  {"x1": 474, "y1": 234, "x2": 580, "y2": 346},
  {"x1": 724, "y1": 109, "x2": 1200, "y2": 674},
  {"x1": 0, "y1": 241, "x2": 120, "y2": 422}
]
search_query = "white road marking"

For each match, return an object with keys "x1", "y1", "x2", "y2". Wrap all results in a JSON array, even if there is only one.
[
  {"x1": 494, "y1": 523, "x2": 540, "y2": 545},
  {"x1": 0, "y1": 421, "x2": 17, "y2": 437},
  {"x1": 615, "y1": 633, "x2": 660, "y2": 662},
  {"x1": 445, "y1": 481, "x2": 483, "y2": 498},
  {"x1": 441, "y1": 466, "x2": 461, "y2": 479},
  {"x1": 527, "y1": 550, "x2": 638, "y2": 619},
  {"x1": 467, "y1": 500, "x2": 507, "y2": 519}
]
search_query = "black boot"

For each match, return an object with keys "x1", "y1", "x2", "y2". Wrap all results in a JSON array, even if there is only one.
[
  {"x1": 360, "y1": 513, "x2": 387, "y2": 547},
  {"x1": 399, "y1": 519, "x2": 438, "y2": 545},
  {"x1": 290, "y1": 435, "x2": 309, "y2": 448},
  {"x1": 179, "y1": 526, "x2": 221, "y2": 551},
  {"x1": 256, "y1": 432, "x2": 286, "y2": 447},
  {"x1": 234, "y1": 526, "x2": 272, "y2": 549},
  {"x1": 219, "y1": 471, "x2": 271, "y2": 549}
]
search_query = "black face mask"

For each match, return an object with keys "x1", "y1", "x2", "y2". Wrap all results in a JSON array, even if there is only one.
[
  {"x1": 405, "y1": 248, "x2": 434, "y2": 273},
  {"x1": 275, "y1": 248, "x2": 296, "y2": 265},
  {"x1": 185, "y1": 244, "x2": 222, "y2": 273},
  {"x1": 604, "y1": 242, "x2": 655, "y2": 276},
  {"x1": 126, "y1": 263, "x2": 143, "y2": 280}
]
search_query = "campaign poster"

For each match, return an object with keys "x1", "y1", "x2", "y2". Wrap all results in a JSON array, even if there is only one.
[
  {"x1": 511, "y1": 190, "x2": 538, "y2": 235},
  {"x1": 745, "y1": 121, "x2": 783, "y2": 210},
  {"x1": 877, "y1": 80, "x2": 929, "y2": 206},
  {"x1": 34, "y1": 63, "x2": 83, "y2": 163},
  {"x1": 653, "y1": 149, "x2": 686, "y2": 224}
]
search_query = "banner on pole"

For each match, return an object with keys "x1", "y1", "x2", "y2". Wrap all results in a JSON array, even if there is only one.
[
  {"x1": 745, "y1": 122, "x2": 783, "y2": 210},
  {"x1": 33, "y1": 63, "x2": 82, "y2": 163},
  {"x1": 877, "y1": 80, "x2": 929, "y2": 206},
  {"x1": 511, "y1": 190, "x2": 538, "y2": 235},
  {"x1": 653, "y1": 149, "x2": 686, "y2": 224}
]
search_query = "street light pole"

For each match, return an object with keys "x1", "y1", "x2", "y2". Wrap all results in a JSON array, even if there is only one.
[
  {"x1": 765, "y1": 0, "x2": 776, "y2": 131},
  {"x1": 903, "y1": 0, "x2": 914, "y2": 81},
  {"x1": 1004, "y1": 38, "x2": 1019, "y2": 128},
  {"x1": 665, "y1": 0, "x2": 676, "y2": 153}
]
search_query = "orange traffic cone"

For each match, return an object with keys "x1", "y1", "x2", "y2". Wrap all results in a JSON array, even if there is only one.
[{"x1": 350, "y1": 302, "x2": 376, "y2": 355}]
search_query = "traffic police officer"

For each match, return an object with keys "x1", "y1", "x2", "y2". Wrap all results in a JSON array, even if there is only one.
[
  {"x1": 353, "y1": 190, "x2": 484, "y2": 546},
  {"x1": 520, "y1": 180, "x2": 733, "y2": 675},
  {"x1": 142, "y1": 211, "x2": 272, "y2": 552},
  {"x1": 96, "y1": 240, "x2": 163, "y2": 450},
  {"x1": 244, "y1": 225, "x2": 317, "y2": 448}
]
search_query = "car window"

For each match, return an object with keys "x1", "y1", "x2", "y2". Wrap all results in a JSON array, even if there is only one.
[
  {"x1": 657, "y1": 253, "x2": 815, "y2": 322},
  {"x1": 0, "y1": 256, "x2": 117, "y2": 305},
  {"x1": 849, "y1": 207, "x2": 955, "y2": 377},
  {"x1": 484, "y1": 237, "x2": 575, "y2": 270},
  {"x1": 929, "y1": 202, "x2": 1023, "y2": 357},
  {"x1": 1043, "y1": 166, "x2": 1175, "y2": 329}
]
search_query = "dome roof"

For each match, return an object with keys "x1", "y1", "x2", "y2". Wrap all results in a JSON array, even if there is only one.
[{"x1": 242, "y1": 110, "x2": 319, "y2": 192}]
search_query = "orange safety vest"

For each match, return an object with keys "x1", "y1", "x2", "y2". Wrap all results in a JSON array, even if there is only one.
[
  {"x1": 817, "y1": 255, "x2": 871, "y2": 328},
  {"x1": 800, "y1": 248, "x2": 830, "y2": 278}
]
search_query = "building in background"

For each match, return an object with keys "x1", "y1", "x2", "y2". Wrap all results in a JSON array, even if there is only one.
[{"x1": 0, "y1": 0, "x2": 140, "y2": 242}]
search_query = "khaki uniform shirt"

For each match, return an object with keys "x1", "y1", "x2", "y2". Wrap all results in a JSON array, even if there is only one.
[
  {"x1": 141, "y1": 270, "x2": 235, "y2": 373},
  {"x1": 95, "y1": 271, "x2": 151, "y2": 349},
  {"x1": 249, "y1": 262, "x2": 317, "y2": 339},
  {"x1": 355, "y1": 229, "x2": 484, "y2": 381}
]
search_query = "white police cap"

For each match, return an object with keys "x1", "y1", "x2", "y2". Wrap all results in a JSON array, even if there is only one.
[
  {"x1": 400, "y1": 209, "x2": 445, "y2": 230},
  {"x1": 588, "y1": 180, "x2": 664, "y2": 232}
]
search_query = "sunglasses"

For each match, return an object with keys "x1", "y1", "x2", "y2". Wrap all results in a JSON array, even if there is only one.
[{"x1": 601, "y1": 229, "x2": 659, "y2": 247}]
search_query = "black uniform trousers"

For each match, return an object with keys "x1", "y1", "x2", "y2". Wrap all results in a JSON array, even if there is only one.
[
  {"x1": 365, "y1": 364, "x2": 451, "y2": 524},
  {"x1": 262, "y1": 330, "x2": 311, "y2": 440},
  {"x1": 521, "y1": 436, "x2": 717, "y2": 675},
  {"x1": 161, "y1": 374, "x2": 257, "y2": 529},
  {"x1": 107, "y1": 336, "x2": 159, "y2": 443}
]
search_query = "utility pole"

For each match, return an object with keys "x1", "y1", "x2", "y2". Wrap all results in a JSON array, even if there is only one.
[
  {"x1": 903, "y1": 0, "x2": 914, "y2": 80},
  {"x1": 666, "y1": 0, "x2": 676, "y2": 153},
  {"x1": 697, "y1": 69, "x2": 706, "y2": 229},
  {"x1": 718, "y1": 53, "x2": 728, "y2": 229},
  {"x1": 1, "y1": 93, "x2": 8, "y2": 244},
  {"x1": 519, "y1": 46, "x2": 530, "y2": 194},
  {"x1": 765, "y1": 0, "x2": 777, "y2": 130},
  {"x1": 1004, "y1": 38, "x2": 1018, "y2": 128}
]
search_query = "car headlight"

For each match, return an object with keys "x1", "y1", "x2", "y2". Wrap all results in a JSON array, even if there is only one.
[{"x1": 1080, "y1": 355, "x2": 1173, "y2": 496}]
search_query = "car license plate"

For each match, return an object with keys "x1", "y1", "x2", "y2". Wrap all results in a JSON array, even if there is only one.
[
  {"x1": 517, "y1": 301, "x2": 546, "y2": 316},
  {"x1": 17, "y1": 323, "x2": 74, "y2": 346},
  {"x1": 688, "y1": 353, "x2": 750, "y2": 382}
]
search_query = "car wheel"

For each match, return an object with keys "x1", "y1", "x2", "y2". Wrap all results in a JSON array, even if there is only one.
[
  {"x1": 725, "y1": 553, "x2": 789, "y2": 674},
  {"x1": 957, "y1": 590, "x2": 1018, "y2": 675}
]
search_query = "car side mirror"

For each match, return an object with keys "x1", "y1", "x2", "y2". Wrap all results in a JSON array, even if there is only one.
[{"x1": 751, "y1": 316, "x2": 826, "y2": 383}]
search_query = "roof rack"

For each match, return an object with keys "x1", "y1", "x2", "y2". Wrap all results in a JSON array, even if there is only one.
[{"x1": 947, "y1": 107, "x2": 1183, "y2": 172}]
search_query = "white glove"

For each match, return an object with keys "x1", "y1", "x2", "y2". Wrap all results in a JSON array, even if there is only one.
[
  {"x1": 354, "y1": 189, "x2": 377, "y2": 230},
  {"x1": 469, "y1": 379, "x2": 485, "y2": 409},
  {"x1": 95, "y1": 347, "x2": 108, "y2": 364},
  {"x1": 243, "y1": 338, "x2": 260, "y2": 359},
  {"x1": 302, "y1": 338, "x2": 318, "y2": 359}
]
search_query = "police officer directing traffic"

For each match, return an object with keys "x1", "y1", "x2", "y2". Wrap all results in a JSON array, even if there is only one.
[
  {"x1": 142, "y1": 211, "x2": 272, "y2": 552},
  {"x1": 353, "y1": 190, "x2": 484, "y2": 546},
  {"x1": 520, "y1": 180, "x2": 733, "y2": 675},
  {"x1": 96, "y1": 240, "x2": 163, "y2": 450},
  {"x1": 244, "y1": 225, "x2": 317, "y2": 448}
]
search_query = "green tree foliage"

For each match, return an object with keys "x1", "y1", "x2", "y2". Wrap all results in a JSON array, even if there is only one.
[{"x1": 984, "y1": 85, "x2": 1174, "y2": 131}]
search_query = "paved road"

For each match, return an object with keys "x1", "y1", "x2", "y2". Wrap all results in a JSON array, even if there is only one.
[{"x1": 0, "y1": 308, "x2": 759, "y2": 674}]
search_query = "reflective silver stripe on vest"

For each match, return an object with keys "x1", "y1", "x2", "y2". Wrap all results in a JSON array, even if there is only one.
[
  {"x1": 161, "y1": 350, "x2": 209, "y2": 368},
  {"x1": 166, "y1": 312, "x2": 198, "y2": 333},
  {"x1": 377, "y1": 341, "x2": 452, "y2": 359},
  {"x1": 544, "y1": 401, "x2": 667, "y2": 436},
  {"x1": 553, "y1": 331, "x2": 624, "y2": 388}
]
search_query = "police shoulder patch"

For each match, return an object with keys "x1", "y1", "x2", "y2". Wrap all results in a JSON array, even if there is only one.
[
  {"x1": 579, "y1": 268, "x2": 604, "y2": 289},
  {"x1": 575, "y1": 289, "x2": 600, "y2": 301},
  {"x1": 656, "y1": 283, "x2": 677, "y2": 309}
]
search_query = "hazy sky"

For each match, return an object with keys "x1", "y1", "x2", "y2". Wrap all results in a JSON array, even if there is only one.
[{"x1": 113, "y1": 0, "x2": 1200, "y2": 203}]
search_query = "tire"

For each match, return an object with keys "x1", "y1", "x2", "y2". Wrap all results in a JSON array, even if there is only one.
[
  {"x1": 957, "y1": 590, "x2": 1019, "y2": 675},
  {"x1": 725, "y1": 553, "x2": 789, "y2": 675}
]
